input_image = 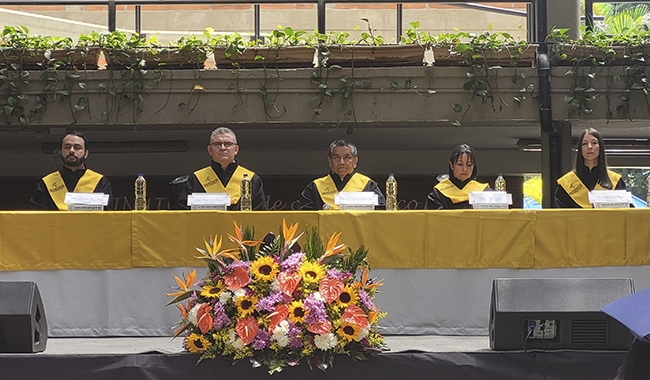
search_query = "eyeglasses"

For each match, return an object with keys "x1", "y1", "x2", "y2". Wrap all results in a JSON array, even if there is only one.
[{"x1": 210, "y1": 141, "x2": 236, "y2": 148}]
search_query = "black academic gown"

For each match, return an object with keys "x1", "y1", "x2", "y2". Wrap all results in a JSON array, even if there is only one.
[
  {"x1": 554, "y1": 166, "x2": 627, "y2": 208},
  {"x1": 299, "y1": 171, "x2": 386, "y2": 210},
  {"x1": 177, "y1": 161, "x2": 268, "y2": 211},
  {"x1": 31, "y1": 167, "x2": 114, "y2": 211}
]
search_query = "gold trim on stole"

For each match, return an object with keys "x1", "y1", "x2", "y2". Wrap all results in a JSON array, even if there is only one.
[
  {"x1": 434, "y1": 178, "x2": 489, "y2": 204},
  {"x1": 42, "y1": 169, "x2": 103, "y2": 211},
  {"x1": 314, "y1": 173, "x2": 371, "y2": 210},
  {"x1": 194, "y1": 166, "x2": 255, "y2": 205},
  {"x1": 557, "y1": 170, "x2": 622, "y2": 208}
]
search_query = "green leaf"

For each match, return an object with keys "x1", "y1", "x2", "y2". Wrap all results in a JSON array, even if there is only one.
[
  {"x1": 451, "y1": 120, "x2": 462, "y2": 127},
  {"x1": 452, "y1": 103, "x2": 463, "y2": 113}
]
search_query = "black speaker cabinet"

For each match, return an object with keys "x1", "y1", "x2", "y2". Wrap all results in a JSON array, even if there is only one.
[
  {"x1": 489, "y1": 278, "x2": 634, "y2": 351},
  {"x1": 0, "y1": 282, "x2": 48, "y2": 353}
]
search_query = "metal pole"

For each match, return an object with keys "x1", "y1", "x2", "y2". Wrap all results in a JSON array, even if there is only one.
[
  {"x1": 135, "y1": 5, "x2": 141, "y2": 35},
  {"x1": 585, "y1": 0, "x2": 594, "y2": 32},
  {"x1": 254, "y1": 4, "x2": 261, "y2": 42},
  {"x1": 397, "y1": 3, "x2": 402, "y2": 42},
  {"x1": 108, "y1": 0, "x2": 116, "y2": 32},
  {"x1": 536, "y1": 0, "x2": 547, "y2": 53},
  {"x1": 317, "y1": 0, "x2": 326, "y2": 34}
]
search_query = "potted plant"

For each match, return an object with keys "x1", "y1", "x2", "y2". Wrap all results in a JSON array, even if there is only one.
[{"x1": 0, "y1": 26, "x2": 100, "y2": 69}]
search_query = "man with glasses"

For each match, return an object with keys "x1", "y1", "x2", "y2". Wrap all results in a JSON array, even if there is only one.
[
  {"x1": 178, "y1": 127, "x2": 268, "y2": 210},
  {"x1": 300, "y1": 139, "x2": 385, "y2": 210},
  {"x1": 31, "y1": 131, "x2": 113, "y2": 210}
]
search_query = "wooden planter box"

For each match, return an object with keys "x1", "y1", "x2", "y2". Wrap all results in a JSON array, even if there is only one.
[
  {"x1": 0, "y1": 47, "x2": 101, "y2": 69},
  {"x1": 213, "y1": 45, "x2": 316, "y2": 69},
  {"x1": 104, "y1": 48, "x2": 206, "y2": 69},
  {"x1": 431, "y1": 44, "x2": 537, "y2": 67},
  {"x1": 551, "y1": 44, "x2": 649, "y2": 66},
  {"x1": 319, "y1": 44, "x2": 425, "y2": 67}
]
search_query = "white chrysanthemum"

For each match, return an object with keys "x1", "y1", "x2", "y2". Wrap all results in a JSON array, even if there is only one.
[
  {"x1": 232, "y1": 338, "x2": 244, "y2": 350},
  {"x1": 232, "y1": 288, "x2": 247, "y2": 299},
  {"x1": 187, "y1": 304, "x2": 201, "y2": 326},
  {"x1": 219, "y1": 291, "x2": 232, "y2": 305},
  {"x1": 314, "y1": 332, "x2": 337, "y2": 350},
  {"x1": 270, "y1": 278, "x2": 281, "y2": 292},
  {"x1": 271, "y1": 320, "x2": 290, "y2": 347},
  {"x1": 275, "y1": 335, "x2": 290, "y2": 347},
  {"x1": 359, "y1": 327, "x2": 370, "y2": 339},
  {"x1": 227, "y1": 330, "x2": 238, "y2": 344},
  {"x1": 312, "y1": 292, "x2": 325, "y2": 303}
]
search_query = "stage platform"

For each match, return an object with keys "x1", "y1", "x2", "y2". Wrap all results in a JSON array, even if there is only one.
[{"x1": 0, "y1": 336, "x2": 628, "y2": 380}]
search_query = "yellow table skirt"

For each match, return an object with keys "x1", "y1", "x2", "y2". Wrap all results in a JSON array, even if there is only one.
[{"x1": 1, "y1": 209, "x2": 648, "y2": 271}]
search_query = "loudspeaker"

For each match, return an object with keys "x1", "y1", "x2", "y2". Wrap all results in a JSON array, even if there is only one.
[
  {"x1": 0, "y1": 282, "x2": 48, "y2": 353},
  {"x1": 489, "y1": 278, "x2": 634, "y2": 351}
]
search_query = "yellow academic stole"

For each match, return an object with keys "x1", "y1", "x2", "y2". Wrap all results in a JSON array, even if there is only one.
[
  {"x1": 314, "y1": 173, "x2": 371, "y2": 210},
  {"x1": 194, "y1": 166, "x2": 255, "y2": 205},
  {"x1": 434, "y1": 178, "x2": 489, "y2": 204},
  {"x1": 557, "y1": 170, "x2": 622, "y2": 208},
  {"x1": 42, "y1": 169, "x2": 103, "y2": 211}
]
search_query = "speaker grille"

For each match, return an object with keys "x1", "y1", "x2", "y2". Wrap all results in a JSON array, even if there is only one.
[{"x1": 572, "y1": 319, "x2": 608, "y2": 344}]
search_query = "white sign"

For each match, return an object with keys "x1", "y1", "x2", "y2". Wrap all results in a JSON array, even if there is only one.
[
  {"x1": 65, "y1": 192, "x2": 108, "y2": 211},
  {"x1": 589, "y1": 190, "x2": 632, "y2": 209},
  {"x1": 335, "y1": 192, "x2": 378, "y2": 210},
  {"x1": 469, "y1": 191, "x2": 512, "y2": 210},
  {"x1": 187, "y1": 193, "x2": 231, "y2": 211}
]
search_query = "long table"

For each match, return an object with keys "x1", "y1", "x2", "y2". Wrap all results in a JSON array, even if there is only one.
[
  {"x1": 0, "y1": 210, "x2": 648, "y2": 337},
  {"x1": 2, "y1": 209, "x2": 650, "y2": 270}
]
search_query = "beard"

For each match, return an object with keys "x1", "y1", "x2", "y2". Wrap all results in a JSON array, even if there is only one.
[{"x1": 63, "y1": 153, "x2": 86, "y2": 168}]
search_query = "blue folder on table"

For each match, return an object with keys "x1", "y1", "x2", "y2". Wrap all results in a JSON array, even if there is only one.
[{"x1": 601, "y1": 286, "x2": 650, "y2": 343}]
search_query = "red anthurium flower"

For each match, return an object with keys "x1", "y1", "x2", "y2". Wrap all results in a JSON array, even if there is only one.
[
  {"x1": 268, "y1": 304, "x2": 289, "y2": 332},
  {"x1": 277, "y1": 271, "x2": 301, "y2": 296},
  {"x1": 197, "y1": 304, "x2": 214, "y2": 334},
  {"x1": 224, "y1": 267, "x2": 250, "y2": 289},
  {"x1": 308, "y1": 320, "x2": 332, "y2": 334},
  {"x1": 342, "y1": 305, "x2": 369, "y2": 328},
  {"x1": 236, "y1": 315, "x2": 259, "y2": 346},
  {"x1": 319, "y1": 277, "x2": 345, "y2": 304}
]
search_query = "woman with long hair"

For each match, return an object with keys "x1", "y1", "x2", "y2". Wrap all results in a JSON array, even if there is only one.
[
  {"x1": 424, "y1": 144, "x2": 490, "y2": 209},
  {"x1": 554, "y1": 128, "x2": 627, "y2": 208}
]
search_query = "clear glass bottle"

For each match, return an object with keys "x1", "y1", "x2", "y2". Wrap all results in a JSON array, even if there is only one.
[
  {"x1": 495, "y1": 174, "x2": 506, "y2": 192},
  {"x1": 240, "y1": 174, "x2": 252, "y2": 211},
  {"x1": 386, "y1": 172, "x2": 398, "y2": 211},
  {"x1": 135, "y1": 174, "x2": 147, "y2": 211}
]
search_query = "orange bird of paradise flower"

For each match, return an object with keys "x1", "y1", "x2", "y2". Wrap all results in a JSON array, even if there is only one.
[
  {"x1": 196, "y1": 234, "x2": 241, "y2": 265},
  {"x1": 354, "y1": 266, "x2": 383, "y2": 291},
  {"x1": 318, "y1": 232, "x2": 346, "y2": 264},
  {"x1": 166, "y1": 268, "x2": 196, "y2": 298},
  {"x1": 228, "y1": 221, "x2": 262, "y2": 252}
]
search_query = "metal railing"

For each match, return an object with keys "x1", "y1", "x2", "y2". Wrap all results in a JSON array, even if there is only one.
[{"x1": 0, "y1": 0, "x2": 547, "y2": 45}]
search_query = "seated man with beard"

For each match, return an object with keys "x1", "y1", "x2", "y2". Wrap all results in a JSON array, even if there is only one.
[{"x1": 31, "y1": 131, "x2": 113, "y2": 210}]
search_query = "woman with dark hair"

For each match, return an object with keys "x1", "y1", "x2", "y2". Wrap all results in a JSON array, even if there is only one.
[
  {"x1": 554, "y1": 128, "x2": 627, "y2": 208},
  {"x1": 424, "y1": 144, "x2": 490, "y2": 209},
  {"x1": 613, "y1": 339, "x2": 650, "y2": 380}
]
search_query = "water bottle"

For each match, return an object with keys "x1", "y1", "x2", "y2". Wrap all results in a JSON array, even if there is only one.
[
  {"x1": 386, "y1": 172, "x2": 398, "y2": 211},
  {"x1": 240, "y1": 173, "x2": 252, "y2": 211},
  {"x1": 495, "y1": 174, "x2": 506, "y2": 192},
  {"x1": 135, "y1": 174, "x2": 147, "y2": 211}
]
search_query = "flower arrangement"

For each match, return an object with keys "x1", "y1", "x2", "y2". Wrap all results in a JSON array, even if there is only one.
[{"x1": 166, "y1": 220, "x2": 386, "y2": 374}]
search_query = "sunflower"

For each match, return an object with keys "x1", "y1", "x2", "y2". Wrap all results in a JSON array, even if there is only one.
[
  {"x1": 235, "y1": 294, "x2": 258, "y2": 317},
  {"x1": 288, "y1": 300, "x2": 309, "y2": 324},
  {"x1": 185, "y1": 332, "x2": 212, "y2": 353},
  {"x1": 250, "y1": 256, "x2": 279, "y2": 281},
  {"x1": 335, "y1": 285, "x2": 358, "y2": 308},
  {"x1": 336, "y1": 322, "x2": 360, "y2": 342},
  {"x1": 299, "y1": 261, "x2": 326, "y2": 284},
  {"x1": 200, "y1": 280, "x2": 226, "y2": 299}
]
